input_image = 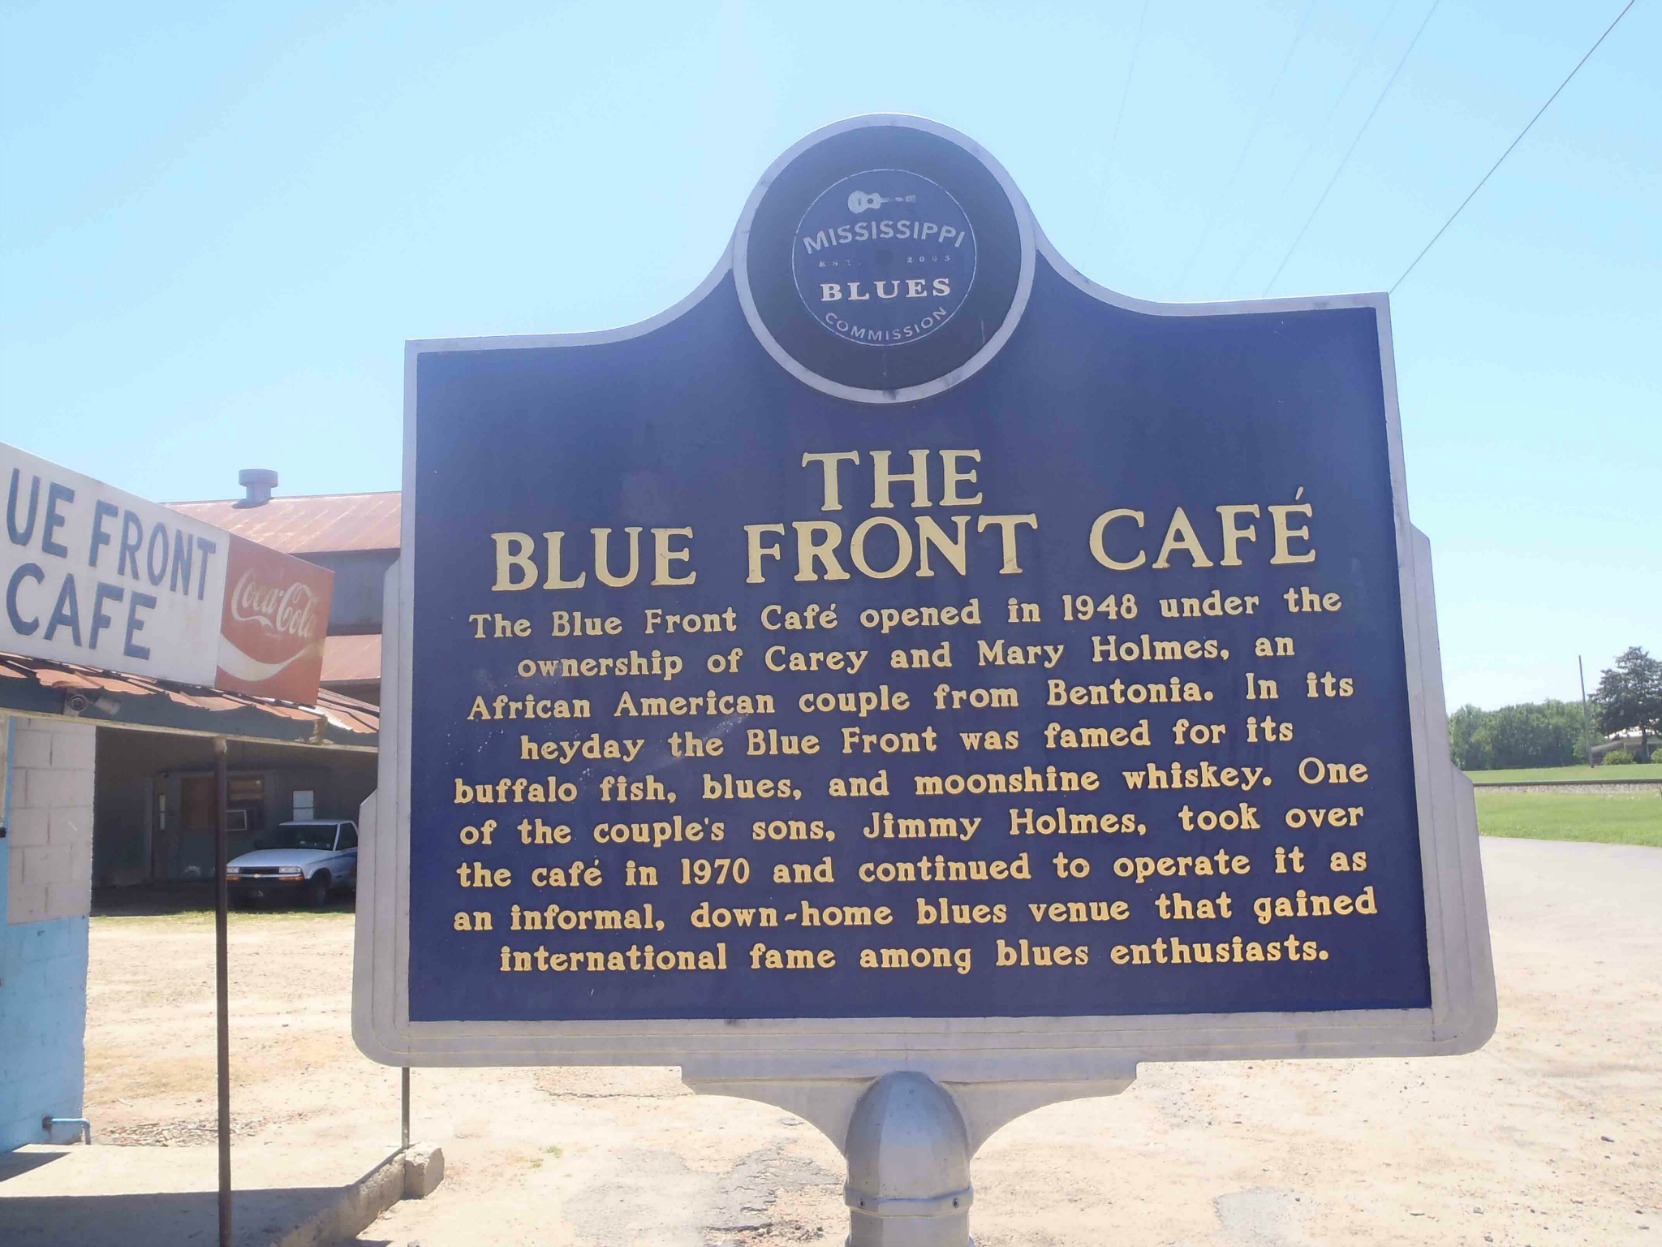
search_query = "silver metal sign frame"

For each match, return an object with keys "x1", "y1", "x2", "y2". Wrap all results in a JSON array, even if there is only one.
[{"x1": 353, "y1": 117, "x2": 1496, "y2": 1087}]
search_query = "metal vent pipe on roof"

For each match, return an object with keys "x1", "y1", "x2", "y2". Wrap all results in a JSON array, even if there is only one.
[{"x1": 236, "y1": 468, "x2": 278, "y2": 508}]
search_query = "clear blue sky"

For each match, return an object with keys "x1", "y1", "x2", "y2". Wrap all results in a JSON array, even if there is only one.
[{"x1": 1, "y1": 0, "x2": 1656, "y2": 710}]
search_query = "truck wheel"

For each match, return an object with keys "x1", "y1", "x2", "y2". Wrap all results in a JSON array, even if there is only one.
[{"x1": 308, "y1": 871, "x2": 332, "y2": 907}]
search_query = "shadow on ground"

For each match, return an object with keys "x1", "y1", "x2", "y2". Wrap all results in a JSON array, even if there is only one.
[
  {"x1": 0, "y1": 1187, "x2": 344, "y2": 1247},
  {"x1": 92, "y1": 882, "x2": 354, "y2": 917},
  {"x1": 0, "y1": 1149, "x2": 401, "y2": 1247},
  {"x1": 0, "y1": 1153, "x2": 66, "y2": 1181}
]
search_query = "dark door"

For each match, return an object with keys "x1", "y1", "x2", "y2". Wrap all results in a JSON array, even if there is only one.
[{"x1": 178, "y1": 775, "x2": 217, "y2": 880}]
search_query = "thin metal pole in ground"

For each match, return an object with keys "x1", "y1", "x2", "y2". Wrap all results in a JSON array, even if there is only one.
[
  {"x1": 214, "y1": 736, "x2": 232, "y2": 1247},
  {"x1": 401, "y1": 1067, "x2": 411, "y2": 1150}
]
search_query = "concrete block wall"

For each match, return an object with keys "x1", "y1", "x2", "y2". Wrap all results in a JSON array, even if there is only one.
[
  {"x1": 1, "y1": 714, "x2": 94, "y2": 1151},
  {"x1": 8, "y1": 717, "x2": 96, "y2": 922}
]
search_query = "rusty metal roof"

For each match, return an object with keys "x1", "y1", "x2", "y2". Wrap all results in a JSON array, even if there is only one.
[
  {"x1": 0, "y1": 651, "x2": 378, "y2": 749},
  {"x1": 321, "y1": 634, "x2": 382, "y2": 685},
  {"x1": 167, "y1": 492, "x2": 401, "y2": 554}
]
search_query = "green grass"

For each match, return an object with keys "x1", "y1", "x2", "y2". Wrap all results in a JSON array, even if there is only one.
[
  {"x1": 1464, "y1": 762, "x2": 1662, "y2": 784},
  {"x1": 1476, "y1": 790, "x2": 1662, "y2": 848}
]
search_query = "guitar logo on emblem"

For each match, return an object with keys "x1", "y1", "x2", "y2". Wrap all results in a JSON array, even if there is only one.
[{"x1": 846, "y1": 190, "x2": 919, "y2": 214}]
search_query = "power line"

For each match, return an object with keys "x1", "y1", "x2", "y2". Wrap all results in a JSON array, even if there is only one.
[
  {"x1": 1177, "y1": 0, "x2": 1320, "y2": 292},
  {"x1": 1260, "y1": 0, "x2": 1441, "y2": 297},
  {"x1": 1391, "y1": 0, "x2": 1638, "y2": 293},
  {"x1": 1104, "y1": 0, "x2": 1151, "y2": 174},
  {"x1": 1221, "y1": 0, "x2": 1401, "y2": 292}
]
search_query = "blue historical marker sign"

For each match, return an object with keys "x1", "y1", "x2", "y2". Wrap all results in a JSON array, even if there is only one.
[{"x1": 357, "y1": 116, "x2": 1494, "y2": 1071}]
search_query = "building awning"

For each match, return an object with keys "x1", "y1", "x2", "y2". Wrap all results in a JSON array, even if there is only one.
[
  {"x1": 320, "y1": 633, "x2": 382, "y2": 685},
  {"x1": 0, "y1": 651, "x2": 378, "y2": 750}
]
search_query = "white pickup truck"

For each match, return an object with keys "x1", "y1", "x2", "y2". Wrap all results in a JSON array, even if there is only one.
[{"x1": 226, "y1": 820, "x2": 358, "y2": 907}]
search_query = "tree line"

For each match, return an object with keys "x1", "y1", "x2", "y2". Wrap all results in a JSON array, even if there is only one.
[{"x1": 1450, "y1": 647, "x2": 1659, "y2": 771}]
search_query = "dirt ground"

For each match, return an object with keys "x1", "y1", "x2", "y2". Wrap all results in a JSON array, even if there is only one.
[{"x1": 84, "y1": 837, "x2": 1660, "y2": 1246}]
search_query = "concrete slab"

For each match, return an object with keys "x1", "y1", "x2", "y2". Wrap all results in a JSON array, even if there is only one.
[{"x1": 0, "y1": 1140, "x2": 405, "y2": 1247}]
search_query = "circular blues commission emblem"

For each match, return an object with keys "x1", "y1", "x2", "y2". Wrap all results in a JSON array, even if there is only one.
[{"x1": 791, "y1": 169, "x2": 977, "y2": 348}]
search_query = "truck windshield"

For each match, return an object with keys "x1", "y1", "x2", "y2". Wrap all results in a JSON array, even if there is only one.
[{"x1": 256, "y1": 824, "x2": 337, "y2": 851}]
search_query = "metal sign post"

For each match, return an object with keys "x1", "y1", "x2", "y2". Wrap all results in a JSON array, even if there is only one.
[
  {"x1": 214, "y1": 736, "x2": 233, "y2": 1247},
  {"x1": 354, "y1": 116, "x2": 1496, "y2": 1241}
]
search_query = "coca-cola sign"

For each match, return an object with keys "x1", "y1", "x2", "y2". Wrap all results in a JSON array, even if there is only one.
[
  {"x1": 215, "y1": 534, "x2": 333, "y2": 702},
  {"x1": 229, "y1": 571, "x2": 323, "y2": 641}
]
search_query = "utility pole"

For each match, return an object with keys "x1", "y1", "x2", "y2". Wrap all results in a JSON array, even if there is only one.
[{"x1": 1578, "y1": 656, "x2": 1595, "y2": 769}]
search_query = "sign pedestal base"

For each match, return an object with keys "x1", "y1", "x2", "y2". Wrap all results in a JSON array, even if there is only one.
[{"x1": 684, "y1": 1067, "x2": 1138, "y2": 1244}]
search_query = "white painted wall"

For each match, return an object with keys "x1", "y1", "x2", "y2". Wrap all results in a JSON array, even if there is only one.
[{"x1": 1, "y1": 713, "x2": 95, "y2": 1149}]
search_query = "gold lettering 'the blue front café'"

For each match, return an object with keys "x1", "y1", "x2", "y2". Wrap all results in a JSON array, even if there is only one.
[{"x1": 481, "y1": 448, "x2": 1319, "y2": 589}]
